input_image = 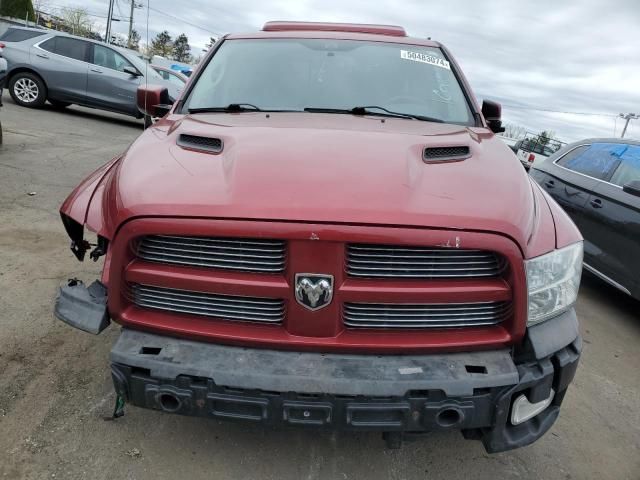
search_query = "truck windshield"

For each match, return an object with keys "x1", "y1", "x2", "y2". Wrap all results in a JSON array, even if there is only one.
[{"x1": 183, "y1": 38, "x2": 474, "y2": 125}]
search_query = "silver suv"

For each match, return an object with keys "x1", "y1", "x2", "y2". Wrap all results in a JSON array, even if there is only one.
[{"x1": 0, "y1": 27, "x2": 179, "y2": 119}]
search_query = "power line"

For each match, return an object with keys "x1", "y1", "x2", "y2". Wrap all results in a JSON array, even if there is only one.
[{"x1": 143, "y1": 5, "x2": 223, "y2": 36}]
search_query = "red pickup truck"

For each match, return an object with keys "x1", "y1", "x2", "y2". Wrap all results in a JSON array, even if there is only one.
[{"x1": 55, "y1": 22, "x2": 583, "y2": 452}]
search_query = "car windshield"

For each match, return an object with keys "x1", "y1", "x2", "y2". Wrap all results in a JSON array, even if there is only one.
[{"x1": 183, "y1": 38, "x2": 474, "y2": 125}]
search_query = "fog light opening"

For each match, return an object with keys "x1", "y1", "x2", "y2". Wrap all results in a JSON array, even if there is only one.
[
  {"x1": 158, "y1": 393, "x2": 181, "y2": 412},
  {"x1": 511, "y1": 389, "x2": 555, "y2": 425},
  {"x1": 436, "y1": 408, "x2": 462, "y2": 428}
]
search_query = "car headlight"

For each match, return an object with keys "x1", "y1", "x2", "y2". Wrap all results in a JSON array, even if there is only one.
[{"x1": 525, "y1": 242, "x2": 583, "y2": 326}]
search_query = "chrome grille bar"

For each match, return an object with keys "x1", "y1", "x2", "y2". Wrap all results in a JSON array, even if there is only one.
[
  {"x1": 130, "y1": 284, "x2": 285, "y2": 324},
  {"x1": 137, "y1": 235, "x2": 286, "y2": 273},
  {"x1": 346, "y1": 244, "x2": 505, "y2": 279},
  {"x1": 343, "y1": 301, "x2": 510, "y2": 329}
]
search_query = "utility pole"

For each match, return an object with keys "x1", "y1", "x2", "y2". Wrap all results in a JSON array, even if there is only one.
[
  {"x1": 619, "y1": 113, "x2": 639, "y2": 138},
  {"x1": 127, "y1": 2, "x2": 142, "y2": 49},
  {"x1": 105, "y1": 0, "x2": 115, "y2": 44},
  {"x1": 127, "y1": 0, "x2": 135, "y2": 48}
]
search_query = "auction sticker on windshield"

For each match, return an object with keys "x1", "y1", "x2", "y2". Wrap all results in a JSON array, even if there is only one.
[{"x1": 400, "y1": 50, "x2": 450, "y2": 70}]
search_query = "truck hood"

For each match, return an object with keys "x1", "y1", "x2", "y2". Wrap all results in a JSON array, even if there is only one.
[{"x1": 94, "y1": 113, "x2": 548, "y2": 254}]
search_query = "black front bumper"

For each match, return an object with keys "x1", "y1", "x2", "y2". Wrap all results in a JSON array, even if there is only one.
[{"x1": 109, "y1": 311, "x2": 581, "y2": 453}]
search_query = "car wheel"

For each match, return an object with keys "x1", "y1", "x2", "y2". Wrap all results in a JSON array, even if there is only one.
[
  {"x1": 9, "y1": 73, "x2": 47, "y2": 108},
  {"x1": 49, "y1": 99, "x2": 71, "y2": 109}
]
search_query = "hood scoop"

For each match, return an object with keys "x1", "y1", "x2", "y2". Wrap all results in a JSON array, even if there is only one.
[
  {"x1": 423, "y1": 146, "x2": 470, "y2": 163},
  {"x1": 177, "y1": 134, "x2": 223, "y2": 154}
]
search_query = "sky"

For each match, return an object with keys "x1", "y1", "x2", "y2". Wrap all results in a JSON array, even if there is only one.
[{"x1": 39, "y1": 0, "x2": 640, "y2": 142}]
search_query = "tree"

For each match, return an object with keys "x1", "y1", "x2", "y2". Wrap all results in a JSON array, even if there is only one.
[
  {"x1": 139, "y1": 43, "x2": 153, "y2": 59},
  {"x1": 503, "y1": 123, "x2": 526, "y2": 140},
  {"x1": 32, "y1": 0, "x2": 49, "y2": 15},
  {"x1": 173, "y1": 33, "x2": 192, "y2": 63},
  {"x1": 60, "y1": 7, "x2": 93, "y2": 37},
  {"x1": 150, "y1": 30, "x2": 173, "y2": 58},
  {"x1": 537, "y1": 130, "x2": 556, "y2": 146},
  {"x1": 128, "y1": 29, "x2": 141, "y2": 51},
  {"x1": 111, "y1": 33, "x2": 128, "y2": 48},
  {"x1": 204, "y1": 36, "x2": 217, "y2": 50},
  {"x1": 0, "y1": 0, "x2": 36, "y2": 21},
  {"x1": 85, "y1": 30, "x2": 102, "y2": 41}
]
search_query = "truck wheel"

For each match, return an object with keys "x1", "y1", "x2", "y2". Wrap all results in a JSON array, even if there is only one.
[
  {"x1": 49, "y1": 99, "x2": 71, "y2": 109},
  {"x1": 9, "y1": 72, "x2": 47, "y2": 108}
]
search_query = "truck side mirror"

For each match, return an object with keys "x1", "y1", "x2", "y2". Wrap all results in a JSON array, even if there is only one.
[
  {"x1": 136, "y1": 85, "x2": 173, "y2": 118},
  {"x1": 482, "y1": 100, "x2": 505, "y2": 134},
  {"x1": 623, "y1": 180, "x2": 640, "y2": 197}
]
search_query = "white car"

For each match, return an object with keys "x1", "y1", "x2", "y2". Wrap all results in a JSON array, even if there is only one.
[{"x1": 514, "y1": 135, "x2": 565, "y2": 170}]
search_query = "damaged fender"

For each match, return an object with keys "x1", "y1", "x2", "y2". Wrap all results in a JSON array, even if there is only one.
[{"x1": 60, "y1": 155, "x2": 121, "y2": 260}]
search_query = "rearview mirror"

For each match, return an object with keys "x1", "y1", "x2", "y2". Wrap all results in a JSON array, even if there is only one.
[
  {"x1": 481, "y1": 100, "x2": 505, "y2": 134},
  {"x1": 136, "y1": 85, "x2": 173, "y2": 118},
  {"x1": 123, "y1": 66, "x2": 142, "y2": 77},
  {"x1": 623, "y1": 180, "x2": 640, "y2": 197}
]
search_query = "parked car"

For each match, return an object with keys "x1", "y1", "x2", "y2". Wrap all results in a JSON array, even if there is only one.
[
  {"x1": 150, "y1": 64, "x2": 187, "y2": 92},
  {"x1": 515, "y1": 133, "x2": 566, "y2": 170},
  {"x1": 0, "y1": 27, "x2": 179, "y2": 119},
  {"x1": 531, "y1": 139, "x2": 640, "y2": 299},
  {"x1": 54, "y1": 21, "x2": 583, "y2": 453}
]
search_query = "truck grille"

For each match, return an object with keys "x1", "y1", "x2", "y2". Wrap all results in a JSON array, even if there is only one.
[
  {"x1": 137, "y1": 235, "x2": 286, "y2": 273},
  {"x1": 346, "y1": 244, "x2": 505, "y2": 279},
  {"x1": 129, "y1": 284, "x2": 286, "y2": 324},
  {"x1": 343, "y1": 301, "x2": 510, "y2": 329}
]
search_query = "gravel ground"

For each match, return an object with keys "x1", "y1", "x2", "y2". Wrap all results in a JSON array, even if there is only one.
[{"x1": 0, "y1": 94, "x2": 639, "y2": 480}]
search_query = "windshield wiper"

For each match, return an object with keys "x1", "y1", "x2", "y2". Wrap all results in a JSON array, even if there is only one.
[
  {"x1": 188, "y1": 103, "x2": 262, "y2": 113},
  {"x1": 355, "y1": 106, "x2": 444, "y2": 123},
  {"x1": 304, "y1": 106, "x2": 444, "y2": 123}
]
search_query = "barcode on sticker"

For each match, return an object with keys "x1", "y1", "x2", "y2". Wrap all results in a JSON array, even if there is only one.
[{"x1": 400, "y1": 50, "x2": 450, "y2": 70}]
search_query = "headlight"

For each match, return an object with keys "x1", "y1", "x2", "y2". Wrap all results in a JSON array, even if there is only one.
[{"x1": 525, "y1": 242, "x2": 583, "y2": 326}]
